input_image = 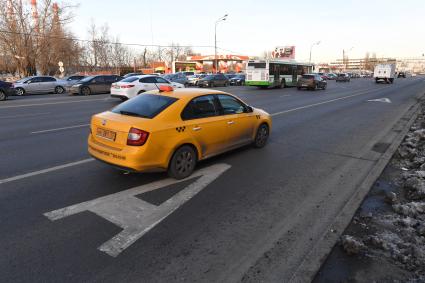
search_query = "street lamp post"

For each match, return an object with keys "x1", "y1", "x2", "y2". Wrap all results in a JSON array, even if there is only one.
[
  {"x1": 343, "y1": 46, "x2": 354, "y2": 71},
  {"x1": 309, "y1": 41, "x2": 321, "y2": 63},
  {"x1": 214, "y1": 14, "x2": 228, "y2": 73}
]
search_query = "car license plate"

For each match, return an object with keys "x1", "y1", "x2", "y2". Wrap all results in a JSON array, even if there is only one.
[
  {"x1": 302, "y1": 84, "x2": 308, "y2": 87},
  {"x1": 96, "y1": 128, "x2": 116, "y2": 141}
]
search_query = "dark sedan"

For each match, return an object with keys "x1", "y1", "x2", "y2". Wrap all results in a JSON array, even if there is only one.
[
  {"x1": 69, "y1": 75, "x2": 123, "y2": 95},
  {"x1": 198, "y1": 73, "x2": 229, "y2": 87},
  {"x1": 336, "y1": 73, "x2": 351, "y2": 82},
  {"x1": 229, "y1": 74, "x2": 246, "y2": 86},
  {"x1": 297, "y1": 74, "x2": 327, "y2": 90},
  {"x1": 0, "y1": 80, "x2": 14, "y2": 100}
]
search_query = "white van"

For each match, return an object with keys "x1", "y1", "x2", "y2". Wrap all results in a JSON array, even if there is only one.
[{"x1": 374, "y1": 64, "x2": 396, "y2": 84}]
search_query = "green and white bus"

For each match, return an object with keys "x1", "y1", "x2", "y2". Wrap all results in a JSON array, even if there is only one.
[{"x1": 245, "y1": 60, "x2": 314, "y2": 88}]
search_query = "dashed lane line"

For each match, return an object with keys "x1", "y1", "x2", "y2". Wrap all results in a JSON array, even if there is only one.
[
  {"x1": 0, "y1": 158, "x2": 94, "y2": 185},
  {"x1": 0, "y1": 98, "x2": 112, "y2": 109},
  {"x1": 31, "y1": 123, "x2": 90, "y2": 134}
]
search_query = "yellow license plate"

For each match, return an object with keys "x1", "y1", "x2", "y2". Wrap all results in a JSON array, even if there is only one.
[{"x1": 96, "y1": 128, "x2": 116, "y2": 141}]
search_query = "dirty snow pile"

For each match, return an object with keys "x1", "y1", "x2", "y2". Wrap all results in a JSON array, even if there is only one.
[{"x1": 341, "y1": 109, "x2": 425, "y2": 278}]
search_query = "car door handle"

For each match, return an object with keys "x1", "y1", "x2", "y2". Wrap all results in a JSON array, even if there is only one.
[
  {"x1": 193, "y1": 126, "x2": 202, "y2": 131},
  {"x1": 227, "y1": 121, "x2": 235, "y2": 125}
]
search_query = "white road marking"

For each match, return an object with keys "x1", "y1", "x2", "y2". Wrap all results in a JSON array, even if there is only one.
[
  {"x1": 271, "y1": 88, "x2": 387, "y2": 117},
  {"x1": 0, "y1": 158, "x2": 94, "y2": 185},
  {"x1": 44, "y1": 163, "x2": 231, "y2": 257},
  {"x1": 31, "y1": 123, "x2": 90, "y2": 134},
  {"x1": 0, "y1": 112, "x2": 50, "y2": 119},
  {"x1": 367, "y1": 98, "x2": 392, "y2": 103},
  {"x1": 0, "y1": 98, "x2": 111, "y2": 109}
]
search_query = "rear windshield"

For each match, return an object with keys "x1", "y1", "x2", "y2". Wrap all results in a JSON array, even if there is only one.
[
  {"x1": 338, "y1": 74, "x2": 346, "y2": 77},
  {"x1": 302, "y1": 75, "x2": 314, "y2": 79},
  {"x1": 120, "y1": 77, "x2": 139, "y2": 83},
  {"x1": 111, "y1": 94, "x2": 178, "y2": 119}
]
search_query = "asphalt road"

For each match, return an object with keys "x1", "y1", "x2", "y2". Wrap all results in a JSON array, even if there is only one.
[{"x1": 1, "y1": 77, "x2": 425, "y2": 282}]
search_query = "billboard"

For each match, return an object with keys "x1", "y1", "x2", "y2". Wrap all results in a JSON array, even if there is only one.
[{"x1": 272, "y1": 46, "x2": 296, "y2": 60}]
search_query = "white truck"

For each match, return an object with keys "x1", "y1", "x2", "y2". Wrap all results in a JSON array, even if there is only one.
[{"x1": 374, "y1": 64, "x2": 396, "y2": 84}]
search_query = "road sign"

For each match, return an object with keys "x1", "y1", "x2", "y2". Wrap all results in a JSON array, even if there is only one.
[
  {"x1": 59, "y1": 66, "x2": 64, "y2": 73},
  {"x1": 58, "y1": 61, "x2": 64, "y2": 67}
]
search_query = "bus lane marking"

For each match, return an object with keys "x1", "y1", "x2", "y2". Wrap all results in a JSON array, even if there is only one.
[{"x1": 44, "y1": 163, "x2": 231, "y2": 257}]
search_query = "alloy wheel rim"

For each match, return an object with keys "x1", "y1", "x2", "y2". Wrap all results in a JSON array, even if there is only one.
[
  {"x1": 257, "y1": 126, "x2": 268, "y2": 145},
  {"x1": 175, "y1": 151, "x2": 193, "y2": 174}
]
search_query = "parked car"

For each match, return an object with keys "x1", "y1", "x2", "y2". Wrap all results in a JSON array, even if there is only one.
[
  {"x1": 123, "y1": 72, "x2": 143, "y2": 78},
  {"x1": 297, "y1": 74, "x2": 327, "y2": 90},
  {"x1": 69, "y1": 75, "x2": 123, "y2": 96},
  {"x1": 56, "y1": 75, "x2": 86, "y2": 93},
  {"x1": 187, "y1": 74, "x2": 206, "y2": 86},
  {"x1": 198, "y1": 73, "x2": 229, "y2": 87},
  {"x1": 317, "y1": 72, "x2": 329, "y2": 80},
  {"x1": 110, "y1": 75, "x2": 185, "y2": 101},
  {"x1": 327, "y1": 73, "x2": 337, "y2": 80},
  {"x1": 229, "y1": 74, "x2": 246, "y2": 86},
  {"x1": 182, "y1": 71, "x2": 195, "y2": 77},
  {"x1": 336, "y1": 73, "x2": 351, "y2": 82},
  {"x1": 13, "y1": 76, "x2": 62, "y2": 96},
  {"x1": 225, "y1": 74, "x2": 237, "y2": 80},
  {"x1": 162, "y1": 73, "x2": 189, "y2": 86},
  {"x1": 0, "y1": 80, "x2": 14, "y2": 100},
  {"x1": 398, "y1": 72, "x2": 406, "y2": 78}
]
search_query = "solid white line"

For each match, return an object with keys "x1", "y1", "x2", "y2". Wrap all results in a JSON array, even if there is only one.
[
  {"x1": 0, "y1": 112, "x2": 50, "y2": 119},
  {"x1": 31, "y1": 123, "x2": 90, "y2": 134},
  {"x1": 0, "y1": 158, "x2": 94, "y2": 185},
  {"x1": 0, "y1": 98, "x2": 110, "y2": 109}
]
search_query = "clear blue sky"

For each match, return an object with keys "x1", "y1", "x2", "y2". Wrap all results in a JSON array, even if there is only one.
[{"x1": 68, "y1": 0, "x2": 425, "y2": 62}]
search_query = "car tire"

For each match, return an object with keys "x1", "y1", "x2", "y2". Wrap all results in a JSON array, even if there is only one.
[
  {"x1": 55, "y1": 86, "x2": 65, "y2": 94},
  {"x1": 0, "y1": 90, "x2": 6, "y2": 101},
  {"x1": 224, "y1": 82, "x2": 229, "y2": 87},
  {"x1": 241, "y1": 81, "x2": 245, "y2": 86},
  {"x1": 168, "y1": 145, "x2": 197, "y2": 180},
  {"x1": 253, "y1": 124, "x2": 269, "y2": 148},
  {"x1": 322, "y1": 84, "x2": 327, "y2": 90},
  {"x1": 137, "y1": 90, "x2": 145, "y2": 95},
  {"x1": 81, "y1": 87, "x2": 91, "y2": 96},
  {"x1": 15, "y1": 87, "x2": 25, "y2": 96}
]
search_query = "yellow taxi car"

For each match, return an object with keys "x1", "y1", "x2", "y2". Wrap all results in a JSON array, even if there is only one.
[{"x1": 88, "y1": 86, "x2": 272, "y2": 179}]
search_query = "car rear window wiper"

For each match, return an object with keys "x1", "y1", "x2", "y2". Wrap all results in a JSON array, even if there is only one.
[{"x1": 119, "y1": 111, "x2": 150, "y2": 118}]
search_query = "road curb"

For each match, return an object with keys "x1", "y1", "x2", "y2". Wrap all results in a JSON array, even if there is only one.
[{"x1": 289, "y1": 97, "x2": 424, "y2": 283}]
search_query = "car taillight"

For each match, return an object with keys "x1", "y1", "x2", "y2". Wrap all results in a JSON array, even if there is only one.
[
  {"x1": 121, "y1": 85, "x2": 135, "y2": 88},
  {"x1": 127, "y1": 127, "x2": 149, "y2": 146}
]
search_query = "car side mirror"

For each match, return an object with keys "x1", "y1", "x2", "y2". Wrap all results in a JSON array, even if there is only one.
[{"x1": 246, "y1": 106, "x2": 254, "y2": 113}]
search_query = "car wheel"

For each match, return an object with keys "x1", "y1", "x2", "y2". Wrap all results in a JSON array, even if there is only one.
[
  {"x1": 15, "y1": 87, "x2": 25, "y2": 96},
  {"x1": 0, "y1": 90, "x2": 6, "y2": 101},
  {"x1": 322, "y1": 84, "x2": 327, "y2": 90},
  {"x1": 224, "y1": 82, "x2": 229, "y2": 87},
  {"x1": 253, "y1": 124, "x2": 269, "y2": 148},
  {"x1": 81, "y1": 87, "x2": 91, "y2": 96},
  {"x1": 137, "y1": 90, "x2": 145, "y2": 95},
  {"x1": 55, "y1": 86, "x2": 65, "y2": 94},
  {"x1": 241, "y1": 81, "x2": 245, "y2": 86},
  {"x1": 168, "y1": 145, "x2": 197, "y2": 180}
]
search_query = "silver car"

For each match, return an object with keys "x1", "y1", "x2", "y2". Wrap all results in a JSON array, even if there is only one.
[
  {"x1": 56, "y1": 75, "x2": 86, "y2": 93},
  {"x1": 13, "y1": 76, "x2": 63, "y2": 96}
]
